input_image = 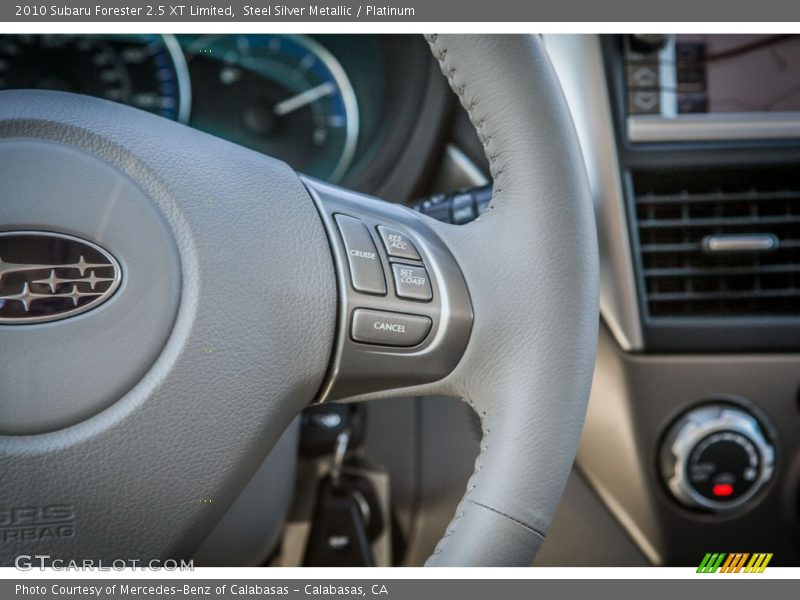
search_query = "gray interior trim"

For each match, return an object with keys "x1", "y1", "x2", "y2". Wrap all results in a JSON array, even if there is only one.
[
  {"x1": 576, "y1": 325, "x2": 666, "y2": 565},
  {"x1": 579, "y1": 464, "x2": 664, "y2": 565},
  {"x1": 193, "y1": 419, "x2": 299, "y2": 566},
  {"x1": 534, "y1": 469, "x2": 649, "y2": 567},
  {"x1": 543, "y1": 35, "x2": 644, "y2": 352},
  {"x1": 578, "y1": 324, "x2": 800, "y2": 566}
]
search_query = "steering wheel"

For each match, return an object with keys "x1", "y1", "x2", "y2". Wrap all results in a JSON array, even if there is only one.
[{"x1": 0, "y1": 35, "x2": 597, "y2": 567}]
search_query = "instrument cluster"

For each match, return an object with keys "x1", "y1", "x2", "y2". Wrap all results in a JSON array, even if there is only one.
[{"x1": 0, "y1": 34, "x2": 424, "y2": 185}]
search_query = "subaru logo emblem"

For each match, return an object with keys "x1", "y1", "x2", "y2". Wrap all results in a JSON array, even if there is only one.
[{"x1": 0, "y1": 231, "x2": 121, "y2": 324}]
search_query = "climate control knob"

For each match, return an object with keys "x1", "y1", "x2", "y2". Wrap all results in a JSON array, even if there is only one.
[{"x1": 660, "y1": 405, "x2": 775, "y2": 512}]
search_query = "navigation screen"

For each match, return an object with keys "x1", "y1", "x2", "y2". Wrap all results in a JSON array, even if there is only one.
[{"x1": 674, "y1": 34, "x2": 800, "y2": 114}]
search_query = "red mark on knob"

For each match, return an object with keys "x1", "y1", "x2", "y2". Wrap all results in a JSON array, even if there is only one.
[{"x1": 712, "y1": 483, "x2": 734, "y2": 497}]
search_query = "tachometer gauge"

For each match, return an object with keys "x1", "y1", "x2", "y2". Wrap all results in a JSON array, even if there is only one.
[
  {"x1": 0, "y1": 34, "x2": 189, "y2": 122},
  {"x1": 184, "y1": 34, "x2": 359, "y2": 183}
]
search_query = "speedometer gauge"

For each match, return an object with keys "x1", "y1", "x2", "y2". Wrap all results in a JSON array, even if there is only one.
[
  {"x1": 184, "y1": 34, "x2": 359, "y2": 183},
  {"x1": 0, "y1": 34, "x2": 189, "y2": 122}
]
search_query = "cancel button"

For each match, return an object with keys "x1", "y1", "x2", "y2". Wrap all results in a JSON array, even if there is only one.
[{"x1": 351, "y1": 309, "x2": 432, "y2": 347}]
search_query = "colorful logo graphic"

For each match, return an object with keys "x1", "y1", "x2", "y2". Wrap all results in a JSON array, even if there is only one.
[{"x1": 697, "y1": 553, "x2": 773, "y2": 573}]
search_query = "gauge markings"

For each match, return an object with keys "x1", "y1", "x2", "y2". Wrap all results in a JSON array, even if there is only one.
[{"x1": 0, "y1": 34, "x2": 187, "y2": 122}]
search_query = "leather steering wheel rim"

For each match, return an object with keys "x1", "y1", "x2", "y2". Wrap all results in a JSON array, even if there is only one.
[
  {"x1": 0, "y1": 34, "x2": 597, "y2": 567},
  {"x1": 418, "y1": 34, "x2": 598, "y2": 565}
]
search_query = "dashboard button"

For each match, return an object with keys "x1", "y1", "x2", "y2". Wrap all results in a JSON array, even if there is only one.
[
  {"x1": 334, "y1": 214, "x2": 386, "y2": 295},
  {"x1": 627, "y1": 62, "x2": 659, "y2": 88},
  {"x1": 392, "y1": 263, "x2": 432, "y2": 302},
  {"x1": 377, "y1": 226, "x2": 421, "y2": 261},
  {"x1": 351, "y1": 309, "x2": 432, "y2": 347},
  {"x1": 474, "y1": 185, "x2": 492, "y2": 215},
  {"x1": 451, "y1": 192, "x2": 476, "y2": 224},
  {"x1": 419, "y1": 194, "x2": 452, "y2": 223},
  {"x1": 629, "y1": 90, "x2": 660, "y2": 114}
]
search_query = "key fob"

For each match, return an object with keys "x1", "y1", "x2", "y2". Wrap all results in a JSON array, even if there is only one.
[{"x1": 302, "y1": 475, "x2": 376, "y2": 567}]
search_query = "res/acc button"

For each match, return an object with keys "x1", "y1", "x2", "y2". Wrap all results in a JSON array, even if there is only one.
[
  {"x1": 377, "y1": 225, "x2": 421, "y2": 261},
  {"x1": 351, "y1": 309, "x2": 432, "y2": 347}
]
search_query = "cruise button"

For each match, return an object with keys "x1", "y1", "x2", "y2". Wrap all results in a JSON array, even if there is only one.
[
  {"x1": 377, "y1": 225, "x2": 421, "y2": 261},
  {"x1": 334, "y1": 214, "x2": 386, "y2": 295},
  {"x1": 391, "y1": 263, "x2": 432, "y2": 302},
  {"x1": 351, "y1": 309, "x2": 432, "y2": 347}
]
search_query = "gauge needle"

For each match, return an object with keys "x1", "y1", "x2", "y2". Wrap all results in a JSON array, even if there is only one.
[{"x1": 273, "y1": 81, "x2": 336, "y2": 117}]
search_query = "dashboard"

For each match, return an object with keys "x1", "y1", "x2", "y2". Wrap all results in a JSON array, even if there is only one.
[{"x1": 0, "y1": 34, "x2": 450, "y2": 196}]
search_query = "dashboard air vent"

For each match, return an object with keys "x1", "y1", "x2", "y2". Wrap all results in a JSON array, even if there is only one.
[{"x1": 632, "y1": 170, "x2": 800, "y2": 318}]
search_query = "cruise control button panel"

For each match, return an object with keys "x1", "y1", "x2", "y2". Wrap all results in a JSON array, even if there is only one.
[
  {"x1": 377, "y1": 225, "x2": 421, "y2": 261},
  {"x1": 351, "y1": 309, "x2": 432, "y2": 347},
  {"x1": 306, "y1": 178, "x2": 473, "y2": 403},
  {"x1": 334, "y1": 214, "x2": 386, "y2": 295},
  {"x1": 391, "y1": 263, "x2": 432, "y2": 302}
]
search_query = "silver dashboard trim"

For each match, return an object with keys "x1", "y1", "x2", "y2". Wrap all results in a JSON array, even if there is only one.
[
  {"x1": 444, "y1": 143, "x2": 489, "y2": 187},
  {"x1": 543, "y1": 34, "x2": 644, "y2": 352},
  {"x1": 703, "y1": 234, "x2": 779, "y2": 253},
  {"x1": 628, "y1": 112, "x2": 800, "y2": 142}
]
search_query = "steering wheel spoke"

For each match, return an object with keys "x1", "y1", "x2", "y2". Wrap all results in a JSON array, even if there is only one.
[{"x1": 304, "y1": 178, "x2": 472, "y2": 403}]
